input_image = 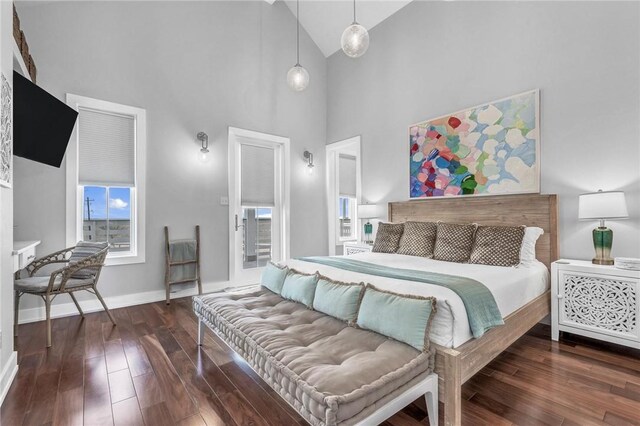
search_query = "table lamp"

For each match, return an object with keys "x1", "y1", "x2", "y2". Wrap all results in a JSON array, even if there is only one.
[
  {"x1": 358, "y1": 204, "x2": 379, "y2": 244},
  {"x1": 578, "y1": 190, "x2": 628, "y2": 265}
]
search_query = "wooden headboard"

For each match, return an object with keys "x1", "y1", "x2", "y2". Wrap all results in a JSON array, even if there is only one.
[{"x1": 388, "y1": 194, "x2": 559, "y2": 268}]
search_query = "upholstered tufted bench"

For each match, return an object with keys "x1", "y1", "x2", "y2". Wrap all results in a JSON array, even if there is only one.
[{"x1": 193, "y1": 289, "x2": 437, "y2": 426}]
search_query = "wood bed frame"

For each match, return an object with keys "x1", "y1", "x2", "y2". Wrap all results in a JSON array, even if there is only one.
[{"x1": 388, "y1": 194, "x2": 558, "y2": 426}]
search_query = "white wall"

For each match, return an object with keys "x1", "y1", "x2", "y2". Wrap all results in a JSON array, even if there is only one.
[
  {"x1": 0, "y1": 0, "x2": 17, "y2": 401},
  {"x1": 14, "y1": 1, "x2": 328, "y2": 313},
  {"x1": 327, "y1": 1, "x2": 640, "y2": 260}
]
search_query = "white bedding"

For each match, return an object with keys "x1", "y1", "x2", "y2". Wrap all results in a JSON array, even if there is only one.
[{"x1": 285, "y1": 252, "x2": 549, "y2": 348}]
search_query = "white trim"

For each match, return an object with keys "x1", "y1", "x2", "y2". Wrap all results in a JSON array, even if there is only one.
[
  {"x1": 228, "y1": 127, "x2": 290, "y2": 286},
  {"x1": 326, "y1": 136, "x2": 362, "y2": 256},
  {"x1": 65, "y1": 94, "x2": 146, "y2": 266},
  {"x1": 17, "y1": 280, "x2": 231, "y2": 325},
  {"x1": 0, "y1": 351, "x2": 18, "y2": 406}
]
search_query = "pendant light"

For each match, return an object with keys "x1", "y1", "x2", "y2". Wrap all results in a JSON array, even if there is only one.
[
  {"x1": 341, "y1": 0, "x2": 369, "y2": 58},
  {"x1": 287, "y1": 0, "x2": 309, "y2": 91}
]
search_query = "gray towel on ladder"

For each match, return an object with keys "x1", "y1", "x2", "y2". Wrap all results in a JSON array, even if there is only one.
[{"x1": 169, "y1": 239, "x2": 197, "y2": 283}]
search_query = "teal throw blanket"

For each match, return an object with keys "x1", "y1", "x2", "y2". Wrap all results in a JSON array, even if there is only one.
[{"x1": 297, "y1": 256, "x2": 504, "y2": 338}]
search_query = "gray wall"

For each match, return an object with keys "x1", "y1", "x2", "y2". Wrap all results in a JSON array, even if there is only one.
[
  {"x1": 327, "y1": 1, "x2": 640, "y2": 260},
  {"x1": 14, "y1": 0, "x2": 328, "y2": 310}
]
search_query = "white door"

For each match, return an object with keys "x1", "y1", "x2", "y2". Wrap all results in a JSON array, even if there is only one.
[{"x1": 228, "y1": 127, "x2": 290, "y2": 285}]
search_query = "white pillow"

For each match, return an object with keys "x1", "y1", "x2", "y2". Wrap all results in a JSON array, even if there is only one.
[{"x1": 519, "y1": 227, "x2": 544, "y2": 265}]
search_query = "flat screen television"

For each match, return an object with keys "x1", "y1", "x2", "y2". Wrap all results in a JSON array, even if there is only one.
[{"x1": 13, "y1": 71, "x2": 78, "y2": 168}]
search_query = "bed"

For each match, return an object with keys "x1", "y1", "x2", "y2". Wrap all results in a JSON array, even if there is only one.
[{"x1": 385, "y1": 193, "x2": 558, "y2": 425}]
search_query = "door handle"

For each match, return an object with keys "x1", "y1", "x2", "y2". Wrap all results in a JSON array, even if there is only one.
[{"x1": 235, "y1": 214, "x2": 244, "y2": 231}]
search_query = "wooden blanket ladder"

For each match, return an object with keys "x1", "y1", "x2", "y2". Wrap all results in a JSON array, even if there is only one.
[{"x1": 164, "y1": 225, "x2": 202, "y2": 304}]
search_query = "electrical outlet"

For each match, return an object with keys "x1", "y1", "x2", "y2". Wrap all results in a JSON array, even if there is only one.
[{"x1": 220, "y1": 196, "x2": 229, "y2": 206}]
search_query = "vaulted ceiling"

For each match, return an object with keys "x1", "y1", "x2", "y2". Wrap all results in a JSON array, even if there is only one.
[{"x1": 281, "y1": 0, "x2": 413, "y2": 57}]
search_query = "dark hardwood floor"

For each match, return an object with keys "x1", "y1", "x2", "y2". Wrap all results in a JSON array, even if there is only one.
[{"x1": 3, "y1": 296, "x2": 640, "y2": 426}]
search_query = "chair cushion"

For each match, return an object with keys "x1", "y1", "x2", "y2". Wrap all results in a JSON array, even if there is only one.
[
  {"x1": 193, "y1": 290, "x2": 434, "y2": 426},
  {"x1": 15, "y1": 276, "x2": 94, "y2": 293},
  {"x1": 69, "y1": 241, "x2": 108, "y2": 278}
]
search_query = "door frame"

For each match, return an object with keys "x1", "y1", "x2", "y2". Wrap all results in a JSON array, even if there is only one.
[
  {"x1": 326, "y1": 136, "x2": 362, "y2": 256},
  {"x1": 228, "y1": 127, "x2": 290, "y2": 285}
]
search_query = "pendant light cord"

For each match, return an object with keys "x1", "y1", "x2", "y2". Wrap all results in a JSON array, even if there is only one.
[
  {"x1": 296, "y1": 0, "x2": 300, "y2": 65},
  {"x1": 353, "y1": 0, "x2": 356, "y2": 24}
]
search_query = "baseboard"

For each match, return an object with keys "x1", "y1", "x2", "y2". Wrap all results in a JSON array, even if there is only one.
[
  {"x1": 17, "y1": 280, "x2": 233, "y2": 324},
  {"x1": 0, "y1": 351, "x2": 18, "y2": 406}
]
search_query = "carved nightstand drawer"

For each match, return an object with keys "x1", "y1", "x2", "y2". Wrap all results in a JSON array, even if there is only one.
[{"x1": 552, "y1": 260, "x2": 640, "y2": 349}]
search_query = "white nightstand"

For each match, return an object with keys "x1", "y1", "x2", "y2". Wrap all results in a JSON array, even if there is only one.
[
  {"x1": 343, "y1": 242, "x2": 373, "y2": 256},
  {"x1": 551, "y1": 259, "x2": 640, "y2": 349}
]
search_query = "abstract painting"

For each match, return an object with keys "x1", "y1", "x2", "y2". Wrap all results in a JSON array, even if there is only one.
[
  {"x1": 409, "y1": 90, "x2": 539, "y2": 198},
  {"x1": 1, "y1": 73, "x2": 12, "y2": 188}
]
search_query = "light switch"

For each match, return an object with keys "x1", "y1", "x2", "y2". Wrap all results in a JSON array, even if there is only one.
[{"x1": 220, "y1": 196, "x2": 229, "y2": 206}]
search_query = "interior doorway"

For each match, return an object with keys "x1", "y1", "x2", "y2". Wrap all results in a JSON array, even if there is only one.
[{"x1": 326, "y1": 136, "x2": 362, "y2": 256}]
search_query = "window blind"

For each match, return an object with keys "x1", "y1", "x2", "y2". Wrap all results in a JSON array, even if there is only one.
[
  {"x1": 78, "y1": 107, "x2": 135, "y2": 187},
  {"x1": 339, "y1": 154, "x2": 357, "y2": 197},
  {"x1": 241, "y1": 143, "x2": 275, "y2": 207}
]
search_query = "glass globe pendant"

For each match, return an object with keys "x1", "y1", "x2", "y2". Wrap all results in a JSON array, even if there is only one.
[
  {"x1": 287, "y1": 0, "x2": 309, "y2": 91},
  {"x1": 287, "y1": 64, "x2": 309, "y2": 92},
  {"x1": 341, "y1": 23, "x2": 369, "y2": 58},
  {"x1": 341, "y1": 0, "x2": 369, "y2": 58}
]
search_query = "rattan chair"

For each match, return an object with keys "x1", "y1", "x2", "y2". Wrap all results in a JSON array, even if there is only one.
[{"x1": 14, "y1": 242, "x2": 114, "y2": 347}]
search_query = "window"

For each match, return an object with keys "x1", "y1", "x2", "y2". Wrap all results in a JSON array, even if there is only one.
[
  {"x1": 338, "y1": 196, "x2": 356, "y2": 240},
  {"x1": 66, "y1": 94, "x2": 146, "y2": 265},
  {"x1": 82, "y1": 186, "x2": 133, "y2": 252}
]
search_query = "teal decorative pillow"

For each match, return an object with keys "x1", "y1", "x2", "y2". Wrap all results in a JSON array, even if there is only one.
[
  {"x1": 313, "y1": 275, "x2": 365, "y2": 324},
  {"x1": 356, "y1": 285, "x2": 437, "y2": 351},
  {"x1": 260, "y1": 262, "x2": 289, "y2": 294},
  {"x1": 280, "y1": 270, "x2": 320, "y2": 308}
]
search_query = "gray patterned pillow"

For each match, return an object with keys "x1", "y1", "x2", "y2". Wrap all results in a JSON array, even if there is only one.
[
  {"x1": 470, "y1": 225, "x2": 525, "y2": 267},
  {"x1": 372, "y1": 223, "x2": 405, "y2": 253},
  {"x1": 397, "y1": 221, "x2": 438, "y2": 258},
  {"x1": 433, "y1": 223, "x2": 477, "y2": 263}
]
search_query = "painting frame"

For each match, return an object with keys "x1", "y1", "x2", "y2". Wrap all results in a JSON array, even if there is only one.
[
  {"x1": 1, "y1": 73, "x2": 12, "y2": 189},
  {"x1": 408, "y1": 89, "x2": 540, "y2": 199}
]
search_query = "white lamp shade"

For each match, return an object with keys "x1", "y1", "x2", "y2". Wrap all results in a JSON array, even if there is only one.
[
  {"x1": 358, "y1": 204, "x2": 380, "y2": 219},
  {"x1": 578, "y1": 191, "x2": 628, "y2": 220}
]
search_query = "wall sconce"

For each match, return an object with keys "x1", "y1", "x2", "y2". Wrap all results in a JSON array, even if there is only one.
[
  {"x1": 303, "y1": 150, "x2": 314, "y2": 174},
  {"x1": 197, "y1": 132, "x2": 209, "y2": 163}
]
